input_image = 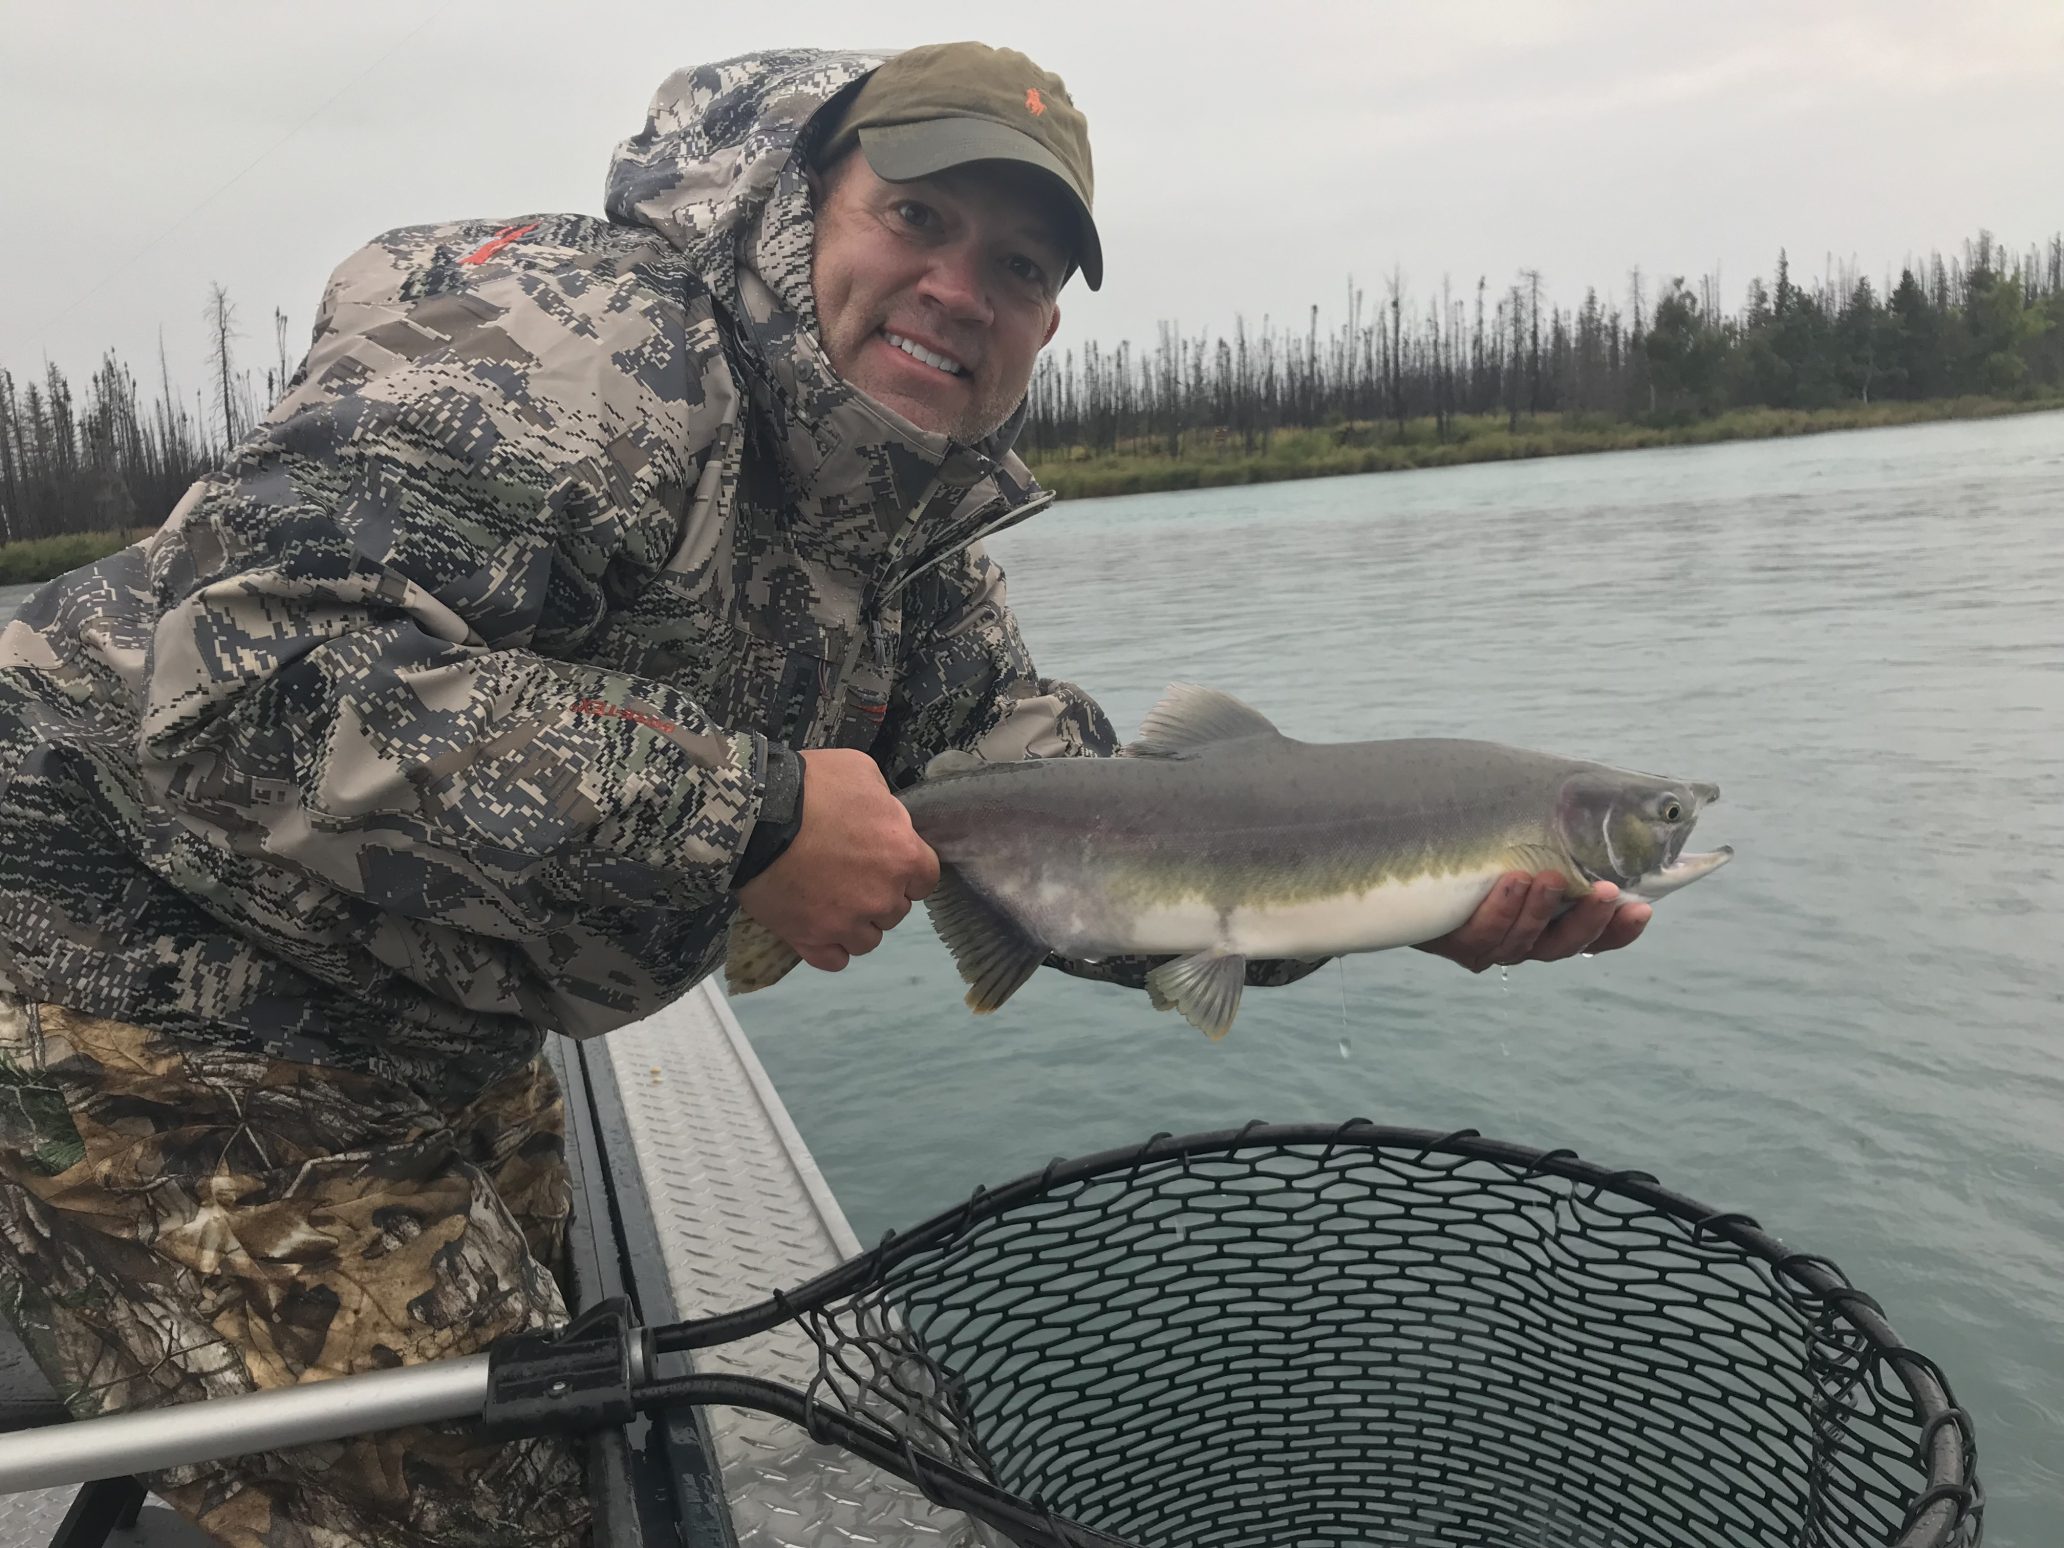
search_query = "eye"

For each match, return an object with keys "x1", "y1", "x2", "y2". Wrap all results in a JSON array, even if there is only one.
[
  {"x1": 892, "y1": 200, "x2": 939, "y2": 231},
  {"x1": 1006, "y1": 253, "x2": 1048, "y2": 287},
  {"x1": 1660, "y1": 799, "x2": 1683, "y2": 822}
]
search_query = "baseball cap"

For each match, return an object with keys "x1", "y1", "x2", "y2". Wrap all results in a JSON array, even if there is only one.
[{"x1": 816, "y1": 42, "x2": 1102, "y2": 290}]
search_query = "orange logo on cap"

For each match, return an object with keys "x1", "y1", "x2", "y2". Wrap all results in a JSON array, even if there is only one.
[{"x1": 1025, "y1": 87, "x2": 1045, "y2": 116}]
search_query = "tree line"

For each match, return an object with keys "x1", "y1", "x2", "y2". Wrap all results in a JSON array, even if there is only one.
[
  {"x1": 1018, "y1": 232, "x2": 2064, "y2": 459},
  {"x1": 4, "y1": 233, "x2": 2060, "y2": 544},
  {"x1": 0, "y1": 286, "x2": 299, "y2": 544}
]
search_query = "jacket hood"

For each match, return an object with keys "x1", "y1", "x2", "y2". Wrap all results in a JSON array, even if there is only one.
[{"x1": 605, "y1": 48, "x2": 883, "y2": 329}]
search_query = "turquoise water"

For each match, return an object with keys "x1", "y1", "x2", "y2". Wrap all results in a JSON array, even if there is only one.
[{"x1": 4, "y1": 411, "x2": 2058, "y2": 1540}]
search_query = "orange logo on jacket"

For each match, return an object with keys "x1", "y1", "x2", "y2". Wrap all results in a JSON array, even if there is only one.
[
  {"x1": 461, "y1": 222, "x2": 539, "y2": 266},
  {"x1": 572, "y1": 697, "x2": 678, "y2": 734},
  {"x1": 1025, "y1": 87, "x2": 1045, "y2": 116}
]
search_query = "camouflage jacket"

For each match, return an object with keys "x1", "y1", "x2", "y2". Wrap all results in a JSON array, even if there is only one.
[{"x1": 0, "y1": 50, "x2": 1120, "y2": 1101}]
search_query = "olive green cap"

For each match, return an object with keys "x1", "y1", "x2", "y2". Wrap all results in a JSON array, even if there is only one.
[{"x1": 817, "y1": 42, "x2": 1102, "y2": 290}]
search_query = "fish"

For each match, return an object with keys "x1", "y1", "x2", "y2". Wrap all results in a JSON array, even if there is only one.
[{"x1": 726, "y1": 684, "x2": 1731, "y2": 1040}]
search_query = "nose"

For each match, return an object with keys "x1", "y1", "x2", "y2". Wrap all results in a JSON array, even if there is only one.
[{"x1": 916, "y1": 240, "x2": 994, "y2": 327}]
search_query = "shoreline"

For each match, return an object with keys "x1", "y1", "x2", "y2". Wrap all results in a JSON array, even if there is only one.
[
  {"x1": 1021, "y1": 396, "x2": 2064, "y2": 501},
  {"x1": 0, "y1": 528, "x2": 157, "y2": 589},
  {"x1": 2, "y1": 398, "x2": 2057, "y2": 584}
]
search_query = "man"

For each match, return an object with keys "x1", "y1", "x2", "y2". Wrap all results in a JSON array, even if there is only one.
[{"x1": 0, "y1": 43, "x2": 1646, "y2": 1547}]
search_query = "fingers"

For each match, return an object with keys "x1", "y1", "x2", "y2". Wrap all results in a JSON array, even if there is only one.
[
  {"x1": 795, "y1": 922, "x2": 884, "y2": 968},
  {"x1": 797, "y1": 943, "x2": 851, "y2": 973},
  {"x1": 1525, "y1": 881, "x2": 1619, "y2": 961},
  {"x1": 1588, "y1": 901, "x2": 1652, "y2": 955},
  {"x1": 743, "y1": 748, "x2": 937, "y2": 973},
  {"x1": 1490, "y1": 872, "x2": 1574, "y2": 963},
  {"x1": 1415, "y1": 871, "x2": 1656, "y2": 974},
  {"x1": 1494, "y1": 875, "x2": 1655, "y2": 965},
  {"x1": 796, "y1": 899, "x2": 910, "y2": 974},
  {"x1": 1412, "y1": 873, "x2": 1519, "y2": 972},
  {"x1": 905, "y1": 839, "x2": 942, "y2": 901}
]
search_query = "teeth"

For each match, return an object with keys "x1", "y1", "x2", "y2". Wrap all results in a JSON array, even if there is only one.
[{"x1": 883, "y1": 331, "x2": 965, "y2": 376}]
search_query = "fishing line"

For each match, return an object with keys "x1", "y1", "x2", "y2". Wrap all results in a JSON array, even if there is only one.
[{"x1": 47, "y1": 0, "x2": 460, "y2": 330}]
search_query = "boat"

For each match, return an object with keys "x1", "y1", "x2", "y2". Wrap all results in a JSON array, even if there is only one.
[{"x1": 0, "y1": 979, "x2": 991, "y2": 1546}]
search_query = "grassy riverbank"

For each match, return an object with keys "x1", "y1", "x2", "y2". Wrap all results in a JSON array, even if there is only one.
[
  {"x1": 0, "y1": 528, "x2": 155, "y2": 587},
  {"x1": 1023, "y1": 396, "x2": 2064, "y2": 499},
  {"x1": 2, "y1": 398, "x2": 2058, "y2": 585}
]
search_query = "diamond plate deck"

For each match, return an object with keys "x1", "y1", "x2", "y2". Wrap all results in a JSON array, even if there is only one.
[
  {"x1": 0, "y1": 1487, "x2": 72, "y2": 1544},
  {"x1": 597, "y1": 980, "x2": 993, "y2": 1548},
  {"x1": 0, "y1": 1488, "x2": 211, "y2": 1545}
]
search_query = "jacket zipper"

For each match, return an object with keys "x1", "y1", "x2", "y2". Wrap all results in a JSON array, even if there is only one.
[{"x1": 824, "y1": 487, "x2": 1057, "y2": 741}]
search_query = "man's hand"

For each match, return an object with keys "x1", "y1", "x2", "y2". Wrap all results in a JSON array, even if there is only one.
[
  {"x1": 736, "y1": 749, "x2": 940, "y2": 973},
  {"x1": 1415, "y1": 870, "x2": 1651, "y2": 974}
]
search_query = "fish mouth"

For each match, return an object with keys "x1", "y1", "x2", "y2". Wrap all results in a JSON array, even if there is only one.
[
  {"x1": 1658, "y1": 784, "x2": 1722, "y2": 871},
  {"x1": 1625, "y1": 845, "x2": 1733, "y2": 903}
]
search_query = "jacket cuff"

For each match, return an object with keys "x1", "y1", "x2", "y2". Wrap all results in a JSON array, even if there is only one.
[{"x1": 731, "y1": 743, "x2": 806, "y2": 888}]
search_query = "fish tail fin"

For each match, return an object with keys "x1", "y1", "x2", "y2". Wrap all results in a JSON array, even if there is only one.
[
  {"x1": 725, "y1": 914, "x2": 804, "y2": 995},
  {"x1": 1145, "y1": 949, "x2": 1249, "y2": 1041},
  {"x1": 925, "y1": 868, "x2": 1047, "y2": 1014}
]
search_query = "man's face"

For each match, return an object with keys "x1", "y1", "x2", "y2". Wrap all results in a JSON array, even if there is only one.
[{"x1": 811, "y1": 153, "x2": 1069, "y2": 443}]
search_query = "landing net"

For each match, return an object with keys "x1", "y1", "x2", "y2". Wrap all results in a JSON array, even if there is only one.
[{"x1": 772, "y1": 1121, "x2": 1980, "y2": 1548}]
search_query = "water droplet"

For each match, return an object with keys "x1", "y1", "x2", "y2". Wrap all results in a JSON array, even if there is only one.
[
  {"x1": 1580, "y1": 950, "x2": 1597, "y2": 961},
  {"x1": 1337, "y1": 1038, "x2": 1351, "y2": 1061},
  {"x1": 1499, "y1": 964, "x2": 1510, "y2": 992}
]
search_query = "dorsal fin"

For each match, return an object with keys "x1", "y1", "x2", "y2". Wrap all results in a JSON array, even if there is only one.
[{"x1": 1125, "y1": 684, "x2": 1282, "y2": 759}]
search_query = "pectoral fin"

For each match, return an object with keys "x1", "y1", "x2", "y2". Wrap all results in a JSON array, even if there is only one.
[
  {"x1": 725, "y1": 914, "x2": 804, "y2": 995},
  {"x1": 1145, "y1": 949, "x2": 1249, "y2": 1041},
  {"x1": 926, "y1": 868, "x2": 1048, "y2": 1014}
]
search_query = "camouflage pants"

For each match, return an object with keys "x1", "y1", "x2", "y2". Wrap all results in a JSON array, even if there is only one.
[{"x1": 0, "y1": 998, "x2": 590, "y2": 1548}]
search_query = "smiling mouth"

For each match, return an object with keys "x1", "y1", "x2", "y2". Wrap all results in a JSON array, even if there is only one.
[{"x1": 881, "y1": 330, "x2": 968, "y2": 378}]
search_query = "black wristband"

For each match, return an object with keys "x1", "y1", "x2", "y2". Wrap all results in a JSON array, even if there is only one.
[{"x1": 731, "y1": 745, "x2": 806, "y2": 888}]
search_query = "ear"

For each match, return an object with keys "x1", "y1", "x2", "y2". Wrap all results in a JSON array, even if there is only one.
[{"x1": 1042, "y1": 303, "x2": 1062, "y2": 348}]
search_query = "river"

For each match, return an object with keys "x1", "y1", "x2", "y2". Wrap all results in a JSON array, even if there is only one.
[
  {"x1": 3, "y1": 411, "x2": 2058, "y2": 1542},
  {"x1": 747, "y1": 412, "x2": 2062, "y2": 1544}
]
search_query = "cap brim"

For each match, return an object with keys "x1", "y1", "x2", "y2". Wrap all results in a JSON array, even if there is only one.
[{"x1": 859, "y1": 119, "x2": 1103, "y2": 291}]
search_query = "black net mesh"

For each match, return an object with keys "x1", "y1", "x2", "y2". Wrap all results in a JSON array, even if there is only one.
[{"x1": 770, "y1": 1122, "x2": 1980, "y2": 1548}]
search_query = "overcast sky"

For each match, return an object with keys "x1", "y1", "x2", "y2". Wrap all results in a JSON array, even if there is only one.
[{"x1": 3, "y1": 0, "x2": 2058, "y2": 404}]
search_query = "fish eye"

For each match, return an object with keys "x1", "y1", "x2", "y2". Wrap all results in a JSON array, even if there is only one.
[{"x1": 1660, "y1": 799, "x2": 1683, "y2": 822}]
